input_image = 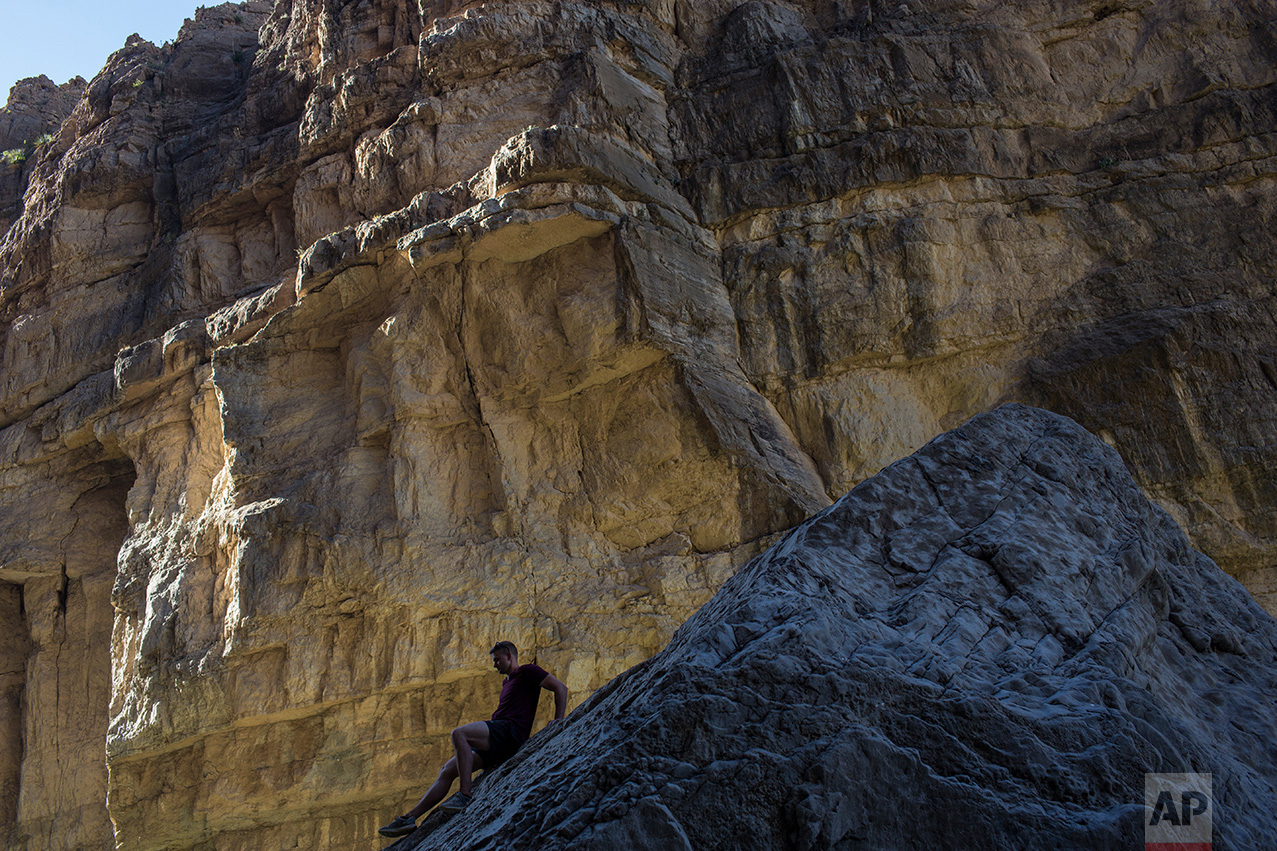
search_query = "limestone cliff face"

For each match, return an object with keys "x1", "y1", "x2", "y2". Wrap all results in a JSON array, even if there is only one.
[{"x1": 0, "y1": 1, "x2": 1273, "y2": 849}]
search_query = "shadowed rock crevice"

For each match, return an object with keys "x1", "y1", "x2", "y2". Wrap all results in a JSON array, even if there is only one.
[{"x1": 0, "y1": 580, "x2": 28, "y2": 846}]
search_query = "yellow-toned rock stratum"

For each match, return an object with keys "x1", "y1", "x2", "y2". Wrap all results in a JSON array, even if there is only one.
[{"x1": 0, "y1": 0, "x2": 1273, "y2": 848}]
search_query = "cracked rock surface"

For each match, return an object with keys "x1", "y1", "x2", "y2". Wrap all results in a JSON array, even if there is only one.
[{"x1": 412, "y1": 405, "x2": 1277, "y2": 851}]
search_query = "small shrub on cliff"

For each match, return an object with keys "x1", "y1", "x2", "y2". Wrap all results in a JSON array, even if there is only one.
[{"x1": 3, "y1": 134, "x2": 58, "y2": 167}]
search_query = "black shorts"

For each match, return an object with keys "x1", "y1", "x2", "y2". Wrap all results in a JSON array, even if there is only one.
[{"x1": 478, "y1": 719, "x2": 524, "y2": 769}]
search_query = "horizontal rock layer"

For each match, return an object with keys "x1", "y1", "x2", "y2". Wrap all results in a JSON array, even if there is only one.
[{"x1": 0, "y1": 0, "x2": 1273, "y2": 848}]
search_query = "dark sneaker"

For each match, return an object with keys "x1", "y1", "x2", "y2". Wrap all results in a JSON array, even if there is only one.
[
  {"x1": 438, "y1": 792, "x2": 471, "y2": 813},
  {"x1": 378, "y1": 814, "x2": 418, "y2": 837}
]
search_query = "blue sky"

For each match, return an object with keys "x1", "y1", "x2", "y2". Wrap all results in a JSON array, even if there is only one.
[{"x1": 2, "y1": 1, "x2": 203, "y2": 100}]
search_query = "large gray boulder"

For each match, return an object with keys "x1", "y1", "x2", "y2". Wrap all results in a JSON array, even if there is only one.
[{"x1": 404, "y1": 404, "x2": 1276, "y2": 850}]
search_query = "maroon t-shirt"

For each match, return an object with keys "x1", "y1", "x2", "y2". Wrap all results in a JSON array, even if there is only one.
[{"x1": 490, "y1": 663, "x2": 549, "y2": 741}]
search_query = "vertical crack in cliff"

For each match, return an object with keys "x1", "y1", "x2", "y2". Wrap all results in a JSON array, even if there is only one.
[
  {"x1": 456, "y1": 252, "x2": 508, "y2": 523},
  {"x1": 49, "y1": 491, "x2": 87, "y2": 798}
]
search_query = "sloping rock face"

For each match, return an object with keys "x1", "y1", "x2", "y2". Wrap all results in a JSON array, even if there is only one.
[
  {"x1": 0, "y1": 0, "x2": 1274, "y2": 849},
  {"x1": 412, "y1": 404, "x2": 1277, "y2": 851}
]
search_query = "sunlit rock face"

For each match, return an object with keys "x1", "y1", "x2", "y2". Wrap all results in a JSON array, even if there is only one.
[
  {"x1": 405, "y1": 405, "x2": 1277, "y2": 851},
  {"x1": 0, "y1": 0, "x2": 1273, "y2": 848}
]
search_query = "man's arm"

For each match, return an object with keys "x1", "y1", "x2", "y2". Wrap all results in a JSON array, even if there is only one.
[{"x1": 540, "y1": 674, "x2": 568, "y2": 720}]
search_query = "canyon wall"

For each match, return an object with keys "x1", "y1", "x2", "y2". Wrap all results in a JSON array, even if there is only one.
[{"x1": 0, "y1": 0, "x2": 1273, "y2": 848}]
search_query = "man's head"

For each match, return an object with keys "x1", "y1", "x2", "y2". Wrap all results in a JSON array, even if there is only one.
[{"x1": 490, "y1": 641, "x2": 518, "y2": 675}]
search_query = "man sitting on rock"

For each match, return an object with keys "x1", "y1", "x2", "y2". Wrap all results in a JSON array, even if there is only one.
[{"x1": 378, "y1": 641, "x2": 568, "y2": 837}]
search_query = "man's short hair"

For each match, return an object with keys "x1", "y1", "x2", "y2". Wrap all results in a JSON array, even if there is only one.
[{"x1": 490, "y1": 641, "x2": 518, "y2": 657}]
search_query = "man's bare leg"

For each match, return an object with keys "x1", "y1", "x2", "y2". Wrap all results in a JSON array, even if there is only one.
[
  {"x1": 450, "y1": 721, "x2": 490, "y2": 796},
  {"x1": 400, "y1": 722, "x2": 490, "y2": 819},
  {"x1": 405, "y1": 757, "x2": 462, "y2": 820}
]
